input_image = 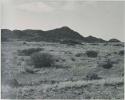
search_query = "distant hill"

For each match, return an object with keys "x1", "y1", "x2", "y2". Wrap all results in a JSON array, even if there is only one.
[
  {"x1": 1, "y1": 27, "x2": 84, "y2": 42},
  {"x1": 84, "y1": 36, "x2": 105, "y2": 43},
  {"x1": 1, "y1": 26, "x2": 120, "y2": 43},
  {"x1": 108, "y1": 39, "x2": 121, "y2": 42},
  {"x1": 45, "y1": 26, "x2": 84, "y2": 42}
]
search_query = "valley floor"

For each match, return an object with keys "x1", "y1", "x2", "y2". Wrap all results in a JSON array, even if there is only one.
[{"x1": 1, "y1": 41, "x2": 124, "y2": 99}]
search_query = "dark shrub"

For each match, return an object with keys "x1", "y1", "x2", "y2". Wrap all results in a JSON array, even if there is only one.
[
  {"x1": 23, "y1": 41, "x2": 27, "y2": 45},
  {"x1": 18, "y1": 48, "x2": 43, "y2": 56},
  {"x1": 102, "y1": 60, "x2": 113, "y2": 69},
  {"x1": 55, "y1": 59, "x2": 60, "y2": 62},
  {"x1": 86, "y1": 73, "x2": 101, "y2": 80},
  {"x1": 75, "y1": 53, "x2": 84, "y2": 57},
  {"x1": 30, "y1": 52, "x2": 55, "y2": 68},
  {"x1": 71, "y1": 57, "x2": 75, "y2": 61},
  {"x1": 114, "y1": 52, "x2": 117, "y2": 54},
  {"x1": 86, "y1": 50, "x2": 98, "y2": 57},
  {"x1": 119, "y1": 50, "x2": 124, "y2": 56}
]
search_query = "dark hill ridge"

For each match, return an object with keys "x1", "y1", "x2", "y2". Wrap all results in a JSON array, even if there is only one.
[
  {"x1": 108, "y1": 39, "x2": 121, "y2": 42},
  {"x1": 1, "y1": 26, "x2": 120, "y2": 43},
  {"x1": 84, "y1": 35, "x2": 105, "y2": 43},
  {"x1": 45, "y1": 26, "x2": 84, "y2": 41}
]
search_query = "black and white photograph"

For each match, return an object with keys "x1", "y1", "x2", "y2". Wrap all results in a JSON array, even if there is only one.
[{"x1": 1, "y1": 0, "x2": 124, "y2": 99}]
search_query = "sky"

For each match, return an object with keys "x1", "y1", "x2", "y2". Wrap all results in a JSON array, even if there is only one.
[{"x1": 1, "y1": 0, "x2": 125, "y2": 41}]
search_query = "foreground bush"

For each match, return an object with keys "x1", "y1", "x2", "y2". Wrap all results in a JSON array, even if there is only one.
[
  {"x1": 30, "y1": 52, "x2": 55, "y2": 68},
  {"x1": 86, "y1": 50, "x2": 98, "y2": 57},
  {"x1": 18, "y1": 48, "x2": 43, "y2": 56}
]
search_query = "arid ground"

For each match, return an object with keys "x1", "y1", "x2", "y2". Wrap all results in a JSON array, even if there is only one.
[{"x1": 1, "y1": 41, "x2": 124, "y2": 99}]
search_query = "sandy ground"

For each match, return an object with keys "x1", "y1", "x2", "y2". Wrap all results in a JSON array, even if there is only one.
[{"x1": 1, "y1": 41, "x2": 124, "y2": 99}]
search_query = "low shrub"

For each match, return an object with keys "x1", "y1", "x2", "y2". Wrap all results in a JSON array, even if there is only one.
[
  {"x1": 18, "y1": 48, "x2": 43, "y2": 56},
  {"x1": 23, "y1": 42, "x2": 27, "y2": 45},
  {"x1": 30, "y1": 52, "x2": 55, "y2": 68},
  {"x1": 101, "y1": 60, "x2": 113, "y2": 69},
  {"x1": 71, "y1": 57, "x2": 75, "y2": 61},
  {"x1": 75, "y1": 53, "x2": 84, "y2": 57},
  {"x1": 119, "y1": 50, "x2": 124, "y2": 56},
  {"x1": 55, "y1": 59, "x2": 60, "y2": 62},
  {"x1": 86, "y1": 73, "x2": 101, "y2": 80},
  {"x1": 86, "y1": 50, "x2": 98, "y2": 57},
  {"x1": 114, "y1": 52, "x2": 117, "y2": 54}
]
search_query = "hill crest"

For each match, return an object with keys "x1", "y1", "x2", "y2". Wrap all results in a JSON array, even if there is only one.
[{"x1": 1, "y1": 27, "x2": 121, "y2": 43}]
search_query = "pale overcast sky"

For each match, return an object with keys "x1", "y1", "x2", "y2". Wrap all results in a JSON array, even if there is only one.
[{"x1": 1, "y1": 0, "x2": 125, "y2": 41}]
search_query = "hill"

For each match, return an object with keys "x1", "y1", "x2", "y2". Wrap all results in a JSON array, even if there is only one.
[
  {"x1": 108, "y1": 39, "x2": 121, "y2": 42},
  {"x1": 1, "y1": 26, "x2": 119, "y2": 43}
]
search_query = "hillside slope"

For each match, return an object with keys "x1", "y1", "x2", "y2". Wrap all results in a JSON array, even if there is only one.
[{"x1": 1, "y1": 26, "x2": 117, "y2": 43}]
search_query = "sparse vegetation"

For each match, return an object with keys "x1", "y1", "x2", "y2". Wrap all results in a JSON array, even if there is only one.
[
  {"x1": 24, "y1": 67, "x2": 35, "y2": 74},
  {"x1": 119, "y1": 50, "x2": 124, "y2": 56},
  {"x1": 30, "y1": 52, "x2": 55, "y2": 68},
  {"x1": 60, "y1": 40, "x2": 82, "y2": 45},
  {"x1": 113, "y1": 44, "x2": 124, "y2": 47},
  {"x1": 75, "y1": 53, "x2": 84, "y2": 57},
  {"x1": 114, "y1": 52, "x2": 117, "y2": 54},
  {"x1": 55, "y1": 59, "x2": 60, "y2": 62},
  {"x1": 6, "y1": 78, "x2": 19, "y2": 87},
  {"x1": 71, "y1": 57, "x2": 75, "y2": 61},
  {"x1": 61, "y1": 58, "x2": 65, "y2": 62},
  {"x1": 86, "y1": 50, "x2": 98, "y2": 57},
  {"x1": 90, "y1": 43, "x2": 98, "y2": 45},
  {"x1": 18, "y1": 48, "x2": 43, "y2": 56},
  {"x1": 23, "y1": 42, "x2": 27, "y2": 45},
  {"x1": 24, "y1": 66, "x2": 40, "y2": 74},
  {"x1": 86, "y1": 73, "x2": 101, "y2": 80},
  {"x1": 101, "y1": 60, "x2": 113, "y2": 69},
  {"x1": 2, "y1": 41, "x2": 124, "y2": 99},
  {"x1": 103, "y1": 43, "x2": 108, "y2": 46},
  {"x1": 64, "y1": 51, "x2": 72, "y2": 54}
]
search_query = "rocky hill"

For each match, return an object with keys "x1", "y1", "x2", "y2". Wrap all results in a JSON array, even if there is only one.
[
  {"x1": 108, "y1": 39, "x2": 121, "y2": 42},
  {"x1": 1, "y1": 26, "x2": 120, "y2": 43}
]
